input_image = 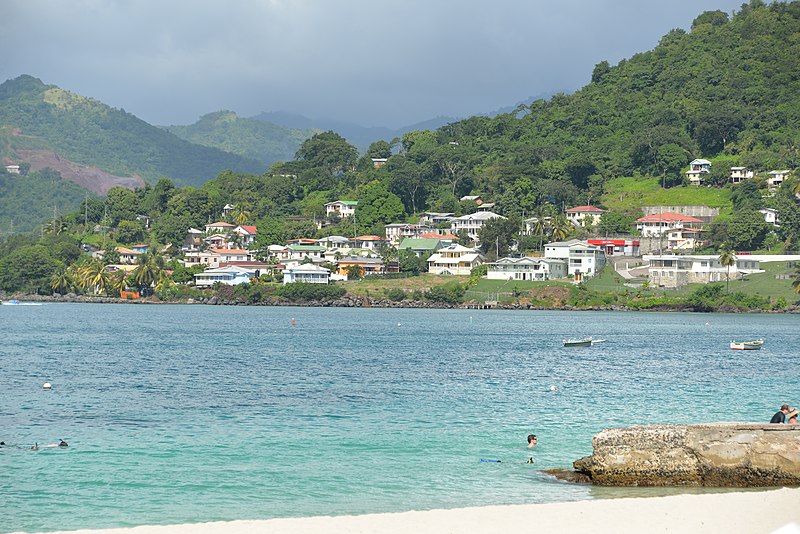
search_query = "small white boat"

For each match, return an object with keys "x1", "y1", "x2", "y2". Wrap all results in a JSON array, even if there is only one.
[
  {"x1": 730, "y1": 339, "x2": 764, "y2": 350},
  {"x1": 563, "y1": 337, "x2": 593, "y2": 347}
]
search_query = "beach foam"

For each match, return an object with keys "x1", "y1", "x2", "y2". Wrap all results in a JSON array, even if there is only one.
[{"x1": 39, "y1": 488, "x2": 800, "y2": 534}]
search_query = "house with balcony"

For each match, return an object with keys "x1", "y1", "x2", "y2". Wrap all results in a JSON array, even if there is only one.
[
  {"x1": 450, "y1": 211, "x2": 506, "y2": 245},
  {"x1": 398, "y1": 237, "x2": 442, "y2": 258},
  {"x1": 566, "y1": 206, "x2": 605, "y2": 228},
  {"x1": 336, "y1": 257, "x2": 386, "y2": 278},
  {"x1": 768, "y1": 170, "x2": 791, "y2": 188},
  {"x1": 427, "y1": 244, "x2": 484, "y2": 276},
  {"x1": 194, "y1": 265, "x2": 259, "y2": 288},
  {"x1": 351, "y1": 235, "x2": 385, "y2": 251},
  {"x1": 544, "y1": 239, "x2": 606, "y2": 280},
  {"x1": 686, "y1": 159, "x2": 712, "y2": 185},
  {"x1": 636, "y1": 212, "x2": 705, "y2": 236},
  {"x1": 730, "y1": 167, "x2": 754, "y2": 184},
  {"x1": 384, "y1": 223, "x2": 431, "y2": 245},
  {"x1": 233, "y1": 225, "x2": 257, "y2": 247},
  {"x1": 666, "y1": 227, "x2": 708, "y2": 251},
  {"x1": 317, "y1": 236, "x2": 351, "y2": 250},
  {"x1": 325, "y1": 200, "x2": 358, "y2": 218},
  {"x1": 419, "y1": 212, "x2": 455, "y2": 226},
  {"x1": 587, "y1": 238, "x2": 640, "y2": 257},
  {"x1": 645, "y1": 254, "x2": 764, "y2": 289},
  {"x1": 205, "y1": 221, "x2": 236, "y2": 234},
  {"x1": 486, "y1": 256, "x2": 567, "y2": 281},
  {"x1": 283, "y1": 264, "x2": 331, "y2": 285}
]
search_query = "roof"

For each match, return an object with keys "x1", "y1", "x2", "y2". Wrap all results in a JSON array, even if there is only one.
[
  {"x1": 636, "y1": 212, "x2": 704, "y2": 224},
  {"x1": 325, "y1": 200, "x2": 358, "y2": 206},
  {"x1": 115, "y1": 247, "x2": 141, "y2": 255},
  {"x1": 419, "y1": 233, "x2": 457, "y2": 240},
  {"x1": 237, "y1": 225, "x2": 257, "y2": 234},
  {"x1": 436, "y1": 244, "x2": 479, "y2": 253},
  {"x1": 285, "y1": 264, "x2": 331, "y2": 273},
  {"x1": 427, "y1": 253, "x2": 484, "y2": 264},
  {"x1": 337, "y1": 257, "x2": 384, "y2": 265},
  {"x1": 452, "y1": 211, "x2": 506, "y2": 221},
  {"x1": 566, "y1": 205, "x2": 604, "y2": 213},
  {"x1": 690, "y1": 159, "x2": 712, "y2": 165},
  {"x1": 398, "y1": 238, "x2": 441, "y2": 250},
  {"x1": 206, "y1": 221, "x2": 236, "y2": 228},
  {"x1": 353, "y1": 235, "x2": 384, "y2": 241},
  {"x1": 209, "y1": 248, "x2": 250, "y2": 254},
  {"x1": 288, "y1": 245, "x2": 326, "y2": 251},
  {"x1": 545, "y1": 239, "x2": 584, "y2": 248}
]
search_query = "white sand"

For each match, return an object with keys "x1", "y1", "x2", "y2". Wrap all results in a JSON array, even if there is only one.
[{"x1": 40, "y1": 488, "x2": 800, "y2": 534}]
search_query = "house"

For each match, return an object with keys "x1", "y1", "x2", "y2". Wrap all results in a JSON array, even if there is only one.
[
  {"x1": 287, "y1": 238, "x2": 319, "y2": 246},
  {"x1": 233, "y1": 225, "x2": 257, "y2": 247},
  {"x1": 397, "y1": 237, "x2": 442, "y2": 257},
  {"x1": 336, "y1": 257, "x2": 386, "y2": 278},
  {"x1": 194, "y1": 265, "x2": 260, "y2": 288},
  {"x1": 644, "y1": 254, "x2": 764, "y2": 289},
  {"x1": 205, "y1": 221, "x2": 236, "y2": 233},
  {"x1": 419, "y1": 212, "x2": 455, "y2": 226},
  {"x1": 283, "y1": 264, "x2": 331, "y2": 285},
  {"x1": 287, "y1": 244, "x2": 327, "y2": 262},
  {"x1": 427, "y1": 244, "x2": 485, "y2": 276},
  {"x1": 184, "y1": 248, "x2": 251, "y2": 270},
  {"x1": 686, "y1": 159, "x2": 711, "y2": 185},
  {"x1": 371, "y1": 158, "x2": 388, "y2": 168},
  {"x1": 183, "y1": 228, "x2": 205, "y2": 251},
  {"x1": 486, "y1": 256, "x2": 567, "y2": 281},
  {"x1": 636, "y1": 212, "x2": 705, "y2": 236},
  {"x1": 522, "y1": 216, "x2": 553, "y2": 236},
  {"x1": 351, "y1": 235, "x2": 385, "y2": 251},
  {"x1": 5, "y1": 164, "x2": 20, "y2": 174},
  {"x1": 384, "y1": 223, "x2": 431, "y2": 245},
  {"x1": 450, "y1": 211, "x2": 506, "y2": 244},
  {"x1": 204, "y1": 233, "x2": 231, "y2": 249},
  {"x1": 317, "y1": 235, "x2": 351, "y2": 249},
  {"x1": 587, "y1": 238, "x2": 640, "y2": 257},
  {"x1": 760, "y1": 208, "x2": 779, "y2": 226},
  {"x1": 222, "y1": 204, "x2": 235, "y2": 217},
  {"x1": 768, "y1": 170, "x2": 791, "y2": 188},
  {"x1": 566, "y1": 206, "x2": 605, "y2": 227},
  {"x1": 419, "y1": 233, "x2": 457, "y2": 246},
  {"x1": 666, "y1": 227, "x2": 708, "y2": 251},
  {"x1": 460, "y1": 195, "x2": 483, "y2": 205},
  {"x1": 475, "y1": 202, "x2": 496, "y2": 212},
  {"x1": 730, "y1": 167, "x2": 754, "y2": 184},
  {"x1": 131, "y1": 244, "x2": 150, "y2": 254},
  {"x1": 116, "y1": 246, "x2": 143, "y2": 264},
  {"x1": 325, "y1": 200, "x2": 358, "y2": 218},
  {"x1": 544, "y1": 239, "x2": 606, "y2": 279}
]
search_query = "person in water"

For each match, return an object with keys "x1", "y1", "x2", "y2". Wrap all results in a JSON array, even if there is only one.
[
  {"x1": 771, "y1": 404, "x2": 792, "y2": 423},
  {"x1": 527, "y1": 434, "x2": 538, "y2": 448},
  {"x1": 788, "y1": 410, "x2": 798, "y2": 424}
]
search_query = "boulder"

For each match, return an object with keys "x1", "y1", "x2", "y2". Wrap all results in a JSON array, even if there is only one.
[{"x1": 573, "y1": 423, "x2": 800, "y2": 487}]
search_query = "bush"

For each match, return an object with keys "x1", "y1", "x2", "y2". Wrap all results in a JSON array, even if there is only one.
[
  {"x1": 277, "y1": 282, "x2": 346, "y2": 301},
  {"x1": 385, "y1": 288, "x2": 406, "y2": 301},
  {"x1": 426, "y1": 282, "x2": 465, "y2": 304}
]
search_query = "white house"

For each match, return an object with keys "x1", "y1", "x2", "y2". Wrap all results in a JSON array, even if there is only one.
[
  {"x1": 384, "y1": 223, "x2": 431, "y2": 245},
  {"x1": 351, "y1": 235, "x2": 385, "y2": 251},
  {"x1": 768, "y1": 170, "x2": 791, "y2": 188},
  {"x1": 486, "y1": 256, "x2": 567, "y2": 281},
  {"x1": 194, "y1": 265, "x2": 259, "y2": 287},
  {"x1": 587, "y1": 238, "x2": 640, "y2": 257},
  {"x1": 5, "y1": 165, "x2": 20, "y2": 174},
  {"x1": 427, "y1": 244, "x2": 485, "y2": 275},
  {"x1": 419, "y1": 212, "x2": 455, "y2": 226},
  {"x1": 666, "y1": 227, "x2": 708, "y2": 251},
  {"x1": 233, "y1": 225, "x2": 257, "y2": 247},
  {"x1": 760, "y1": 208, "x2": 779, "y2": 226},
  {"x1": 317, "y1": 235, "x2": 351, "y2": 250},
  {"x1": 544, "y1": 239, "x2": 606, "y2": 279},
  {"x1": 450, "y1": 211, "x2": 506, "y2": 244},
  {"x1": 730, "y1": 167, "x2": 754, "y2": 184},
  {"x1": 687, "y1": 159, "x2": 712, "y2": 185},
  {"x1": 283, "y1": 264, "x2": 331, "y2": 284},
  {"x1": 565, "y1": 205, "x2": 605, "y2": 227},
  {"x1": 325, "y1": 200, "x2": 358, "y2": 218},
  {"x1": 205, "y1": 221, "x2": 236, "y2": 233},
  {"x1": 644, "y1": 254, "x2": 765, "y2": 289},
  {"x1": 636, "y1": 212, "x2": 705, "y2": 236}
]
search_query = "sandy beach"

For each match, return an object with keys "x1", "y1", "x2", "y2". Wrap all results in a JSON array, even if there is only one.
[{"x1": 39, "y1": 487, "x2": 800, "y2": 534}]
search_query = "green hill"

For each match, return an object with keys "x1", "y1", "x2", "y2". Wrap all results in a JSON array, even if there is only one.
[
  {"x1": 164, "y1": 111, "x2": 318, "y2": 167},
  {"x1": 0, "y1": 75, "x2": 264, "y2": 187}
]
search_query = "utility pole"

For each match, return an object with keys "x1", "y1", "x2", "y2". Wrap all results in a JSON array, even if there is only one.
[
  {"x1": 84, "y1": 191, "x2": 89, "y2": 229},
  {"x1": 53, "y1": 205, "x2": 58, "y2": 234}
]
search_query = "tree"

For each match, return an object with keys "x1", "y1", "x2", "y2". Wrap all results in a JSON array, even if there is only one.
[
  {"x1": 78, "y1": 259, "x2": 111, "y2": 295},
  {"x1": 477, "y1": 216, "x2": 519, "y2": 260},
  {"x1": 115, "y1": 220, "x2": 146, "y2": 244},
  {"x1": 105, "y1": 186, "x2": 138, "y2": 226},
  {"x1": 345, "y1": 264, "x2": 363, "y2": 280},
  {"x1": 549, "y1": 214, "x2": 572, "y2": 242},
  {"x1": 598, "y1": 212, "x2": 635, "y2": 235},
  {"x1": 655, "y1": 144, "x2": 688, "y2": 187},
  {"x1": 232, "y1": 205, "x2": 252, "y2": 226},
  {"x1": 718, "y1": 243, "x2": 736, "y2": 293},
  {"x1": 366, "y1": 140, "x2": 392, "y2": 159},
  {"x1": 50, "y1": 268, "x2": 73, "y2": 294},
  {"x1": 132, "y1": 253, "x2": 165, "y2": 295},
  {"x1": 730, "y1": 179, "x2": 763, "y2": 211},
  {"x1": 398, "y1": 249, "x2": 428, "y2": 274},
  {"x1": 355, "y1": 181, "x2": 405, "y2": 234},
  {"x1": 296, "y1": 131, "x2": 358, "y2": 173},
  {"x1": 0, "y1": 245, "x2": 63, "y2": 294}
]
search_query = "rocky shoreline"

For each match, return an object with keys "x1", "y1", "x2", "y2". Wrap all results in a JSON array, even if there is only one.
[{"x1": 4, "y1": 291, "x2": 800, "y2": 313}]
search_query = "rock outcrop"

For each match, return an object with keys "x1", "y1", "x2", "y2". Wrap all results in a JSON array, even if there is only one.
[{"x1": 572, "y1": 423, "x2": 800, "y2": 486}]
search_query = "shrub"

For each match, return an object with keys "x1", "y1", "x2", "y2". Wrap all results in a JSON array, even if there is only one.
[
  {"x1": 385, "y1": 288, "x2": 406, "y2": 301},
  {"x1": 426, "y1": 282, "x2": 465, "y2": 304},
  {"x1": 277, "y1": 282, "x2": 346, "y2": 301}
]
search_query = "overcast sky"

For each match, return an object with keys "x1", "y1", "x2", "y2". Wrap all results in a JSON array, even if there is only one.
[{"x1": 2, "y1": 0, "x2": 747, "y2": 128}]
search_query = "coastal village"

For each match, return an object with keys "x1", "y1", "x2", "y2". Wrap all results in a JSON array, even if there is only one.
[{"x1": 72, "y1": 159, "x2": 800, "y2": 302}]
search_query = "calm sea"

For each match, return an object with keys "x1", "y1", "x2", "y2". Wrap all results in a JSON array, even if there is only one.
[{"x1": 2, "y1": 304, "x2": 797, "y2": 533}]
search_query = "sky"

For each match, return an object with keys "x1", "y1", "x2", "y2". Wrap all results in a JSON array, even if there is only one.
[{"x1": 2, "y1": 0, "x2": 749, "y2": 129}]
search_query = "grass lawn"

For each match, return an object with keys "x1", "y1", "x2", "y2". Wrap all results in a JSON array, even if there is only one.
[
  {"x1": 584, "y1": 265, "x2": 629, "y2": 292},
  {"x1": 340, "y1": 273, "x2": 469, "y2": 297},
  {"x1": 601, "y1": 176, "x2": 732, "y2": 216}
]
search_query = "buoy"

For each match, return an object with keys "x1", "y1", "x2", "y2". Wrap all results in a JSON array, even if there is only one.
[
  {"x1": 291, "y1": 318, "x2": 295, "y2": 326},
  {"x1": 549, "y1": 385, "x2": 558, "y2": 391},
  {"x1": 43, "y1": 382, "x2": 52, "y2": 391}
]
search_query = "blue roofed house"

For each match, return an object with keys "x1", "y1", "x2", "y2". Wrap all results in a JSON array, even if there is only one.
[{"x1": 194, "y1": 265, "x2": 259, "y2": 287}]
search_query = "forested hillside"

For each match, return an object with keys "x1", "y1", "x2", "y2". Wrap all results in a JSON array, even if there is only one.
[
  {"x1": 0, "y1": 76, "x2": 264, "y2": 187},
  {"x1": 164, "y1": 111, "x2": 318, "y2": 167}
]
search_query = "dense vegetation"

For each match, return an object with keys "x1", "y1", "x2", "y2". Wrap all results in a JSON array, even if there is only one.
[
  {"x1": 164, "y1": 111, "x2": 318, "y2": 167},
  {"x1": 0, "y1": 166, "x2": 91, "y2": 233},
  {"x1": 0, "y1": 75, "x2": 264, "y2": 186}
]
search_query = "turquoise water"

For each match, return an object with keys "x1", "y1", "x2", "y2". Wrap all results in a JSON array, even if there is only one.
[{"x1": 2, "y1": 304, "x2": 798, "y2": 533}]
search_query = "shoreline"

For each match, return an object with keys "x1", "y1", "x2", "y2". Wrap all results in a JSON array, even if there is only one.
[
  {"x1": 39, "y1": 488, "x2": 800, "y2": 534},
  {"x1": 4, "y1": 292, "x2": 799, "y2": 314}
]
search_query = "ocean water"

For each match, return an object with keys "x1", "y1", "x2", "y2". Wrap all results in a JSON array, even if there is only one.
[{"x1": 1, "y1": 304, "x2": 797, "y2": 533}]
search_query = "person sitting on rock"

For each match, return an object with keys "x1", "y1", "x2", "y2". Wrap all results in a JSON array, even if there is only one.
[
  {"x1": 770, "y1": 404, "x2": 792, "y2": 423},
  {"x1": 787, "y1": 410, "x2": 798, "y2": 424}
]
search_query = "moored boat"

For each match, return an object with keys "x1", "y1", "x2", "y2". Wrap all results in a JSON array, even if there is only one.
[
  {"x1": 730, "y1": 339, "x2": 764, "y2": 350},
  {"x1": 0, "y1": 299, "x2": 43, "y2": 306}
]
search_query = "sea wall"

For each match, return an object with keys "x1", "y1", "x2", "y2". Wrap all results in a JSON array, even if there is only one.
[{"x1": 572, "y1": 423, "x2": 800, "y2": 487}]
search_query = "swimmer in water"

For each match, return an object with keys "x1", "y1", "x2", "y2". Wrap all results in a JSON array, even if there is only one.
[{"x1": 527, "y1": 434, "x2": 538, "y2": 448}]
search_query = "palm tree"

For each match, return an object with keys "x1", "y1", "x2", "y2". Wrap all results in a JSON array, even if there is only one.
[
  {"x1": 80, "y1": 260, "x2": 111, "y2": 295},
  {"x1": 132, "y1": 253, "x2": 165, "y2": 295},
  {"x1": 792, "y1": 267, "x2": 800, "y2": 295},
  {"x1": 232, "y1": 205, "x2": 252, "y2": 226},
  {"x1": 549, "y1": 215, "x2": 571, "y2": 242},
  {"x1": 50, "y1": 269, "x2": 73, "y2": 294},
  {"x1": 109, "y1": 272, "x2": 128, "y2": 297},
  {"x1": 718, "y1": 243, "x2": 736, "y2": 293}
]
